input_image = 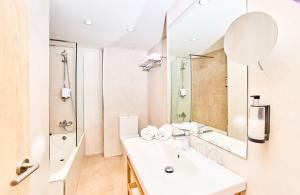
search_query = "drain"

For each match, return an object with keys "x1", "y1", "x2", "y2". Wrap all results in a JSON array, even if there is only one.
[
  {"x1": 60, "y1": 159, "x2": 65, "y2": 162},
  {"x1": 164, "y1": 166, "x2": 174, "y2": 173}
]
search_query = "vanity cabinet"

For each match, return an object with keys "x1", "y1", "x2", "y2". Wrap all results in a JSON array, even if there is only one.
[
  {"x1": 123, "y1": 138, "x2": 246, "y2": 195},
  {"x1": 127, "y1": 157, "x2": 144, "y2": 195}
]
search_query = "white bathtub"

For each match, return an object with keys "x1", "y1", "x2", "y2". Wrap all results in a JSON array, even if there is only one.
[
  {"x1": 50, "y1": 132, "x2": 76, "y2": 175},
  {"x1": 49, "y1": 133, "x2": 85, "y2": 195}
]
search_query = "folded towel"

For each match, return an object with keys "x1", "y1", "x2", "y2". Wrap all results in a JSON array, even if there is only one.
[
  {"x1": 140, "y1": 125, "x2": 158, "y2": 141},
  {"x1": 156, "y1": 124, "x2": 173, "y2": 141}
]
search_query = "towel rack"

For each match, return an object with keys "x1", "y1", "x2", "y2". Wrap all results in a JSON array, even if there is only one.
[{"x1": 139, "y1": 53, "x2": 166, "y2": 71}]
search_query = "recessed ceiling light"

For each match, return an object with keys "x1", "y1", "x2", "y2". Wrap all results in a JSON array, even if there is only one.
[
  {"x1": 83, "y1": 20, "x2": 93, "y2": 26},
  {"x1": 126, "y1": 27, "x2": 135, "y2": 32},
  {"x1": 198, "y1": 0, "x2": 210, "y2": 5},
  {"x1": 190, "y1": 37, "x2": 198, "y2": 41}
]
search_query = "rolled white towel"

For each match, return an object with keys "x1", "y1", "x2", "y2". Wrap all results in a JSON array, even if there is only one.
[
  {"x1": 140, "y1": 125, "x2": 158, "y2": 141},
  {"x1": 157, "y1": 124, "x2": 173, "y2": 141}
]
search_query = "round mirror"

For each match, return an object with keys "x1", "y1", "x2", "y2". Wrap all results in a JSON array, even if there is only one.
[{"x1": 224, "y1": 12, "x2": 278, "y2": 65}]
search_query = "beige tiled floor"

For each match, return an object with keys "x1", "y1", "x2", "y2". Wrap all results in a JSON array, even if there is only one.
[{"x1": 76, "y1": 154, "x2": 127, "y2": 195}]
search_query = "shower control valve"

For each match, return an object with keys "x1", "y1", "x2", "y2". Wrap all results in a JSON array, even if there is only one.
[{"x1": 59, "y1": 120, "x2": 73, "y2": 128}]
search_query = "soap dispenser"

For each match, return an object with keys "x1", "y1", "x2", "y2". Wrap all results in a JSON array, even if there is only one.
[{"x1": 248, "y1": 95, "x2": 270, "y2": 143}]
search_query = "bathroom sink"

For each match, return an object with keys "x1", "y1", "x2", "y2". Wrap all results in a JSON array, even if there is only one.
[
  {"x1": 153, "y1": 140, "x2": 199, "y2": 177},
  {"x1": 121, "y1": 137, "x2": 246, "y2": 195}
]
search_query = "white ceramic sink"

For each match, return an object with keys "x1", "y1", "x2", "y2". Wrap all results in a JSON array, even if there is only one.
[
  {"x1": 198, "y1": 131, "x2": 247, "y2": 158},
  {"x1": 121, "y1": 137, "x2": 246, "y2": 195}
]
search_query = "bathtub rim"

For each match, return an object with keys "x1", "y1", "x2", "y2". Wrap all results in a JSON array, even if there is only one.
[{"x1": 49, "y1": 133, "x2": 85, "y2": 182}]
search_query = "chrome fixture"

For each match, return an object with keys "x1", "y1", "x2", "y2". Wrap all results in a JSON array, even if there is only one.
[
  {"x1": 10, "y1": 159, "x2": 39, "y2": 186},
  {"x1": 61, "y1": 50, "x2": 72, "y2": 101},
  {"x1": 197, "y1": 125, "x2": 213, "y2": 135},
  {"x1": 59, "y1": 120, "x2": 73, "y2": 130},
  {"x1": 59, "y1": 49, "x2": 76, "y2": 132},
  {"x1": 164, "y1": 166, "x2": 175, "y2": 173},
  {"x1": 173, "y1": 136, "x2": 191, "y2": 150},
  {"x1": 139, "y1": 53, "x2": 166, "y2": 71},
  {"x1": 173, "y1": 128, "x2": 191, "y2": 137},
  {"x1": 178, "y1": 112, "x2": 187, "y2": 120}
]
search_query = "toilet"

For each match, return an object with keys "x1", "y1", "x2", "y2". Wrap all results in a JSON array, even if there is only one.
[{"x1": 119, "y1": 115, "x2": 139, "y2": 140}]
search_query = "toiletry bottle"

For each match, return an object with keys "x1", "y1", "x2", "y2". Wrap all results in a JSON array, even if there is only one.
[{"x1": 248, "y1": 95, "x2": 270, "y2": 143}]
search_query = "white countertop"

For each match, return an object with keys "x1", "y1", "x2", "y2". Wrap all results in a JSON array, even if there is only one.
[
  {"x1": 121, "y1": 137, "x2": 246, "y2": 195},
  {"x1": 198, "y1": 131, "x2": 247, "y2": 158},
  {"x1": 172, "y1": 122, "x2": 247, "y2": 158}
]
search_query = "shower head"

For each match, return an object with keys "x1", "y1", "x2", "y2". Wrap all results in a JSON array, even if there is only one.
[
  {"x1": 60, "y1": 50, "x2": 67, "y2": 56},
  {"x1": 181, "y1": 60, "x2": 187, "y2": 70},
  {"x1": 61, "y1": 50, "x2": 68, "y2": 63}
]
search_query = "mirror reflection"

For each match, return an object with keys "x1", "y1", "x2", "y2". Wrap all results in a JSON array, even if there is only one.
[{"x1": 169, "y1": 0, "x2": 248, "y2": 158}]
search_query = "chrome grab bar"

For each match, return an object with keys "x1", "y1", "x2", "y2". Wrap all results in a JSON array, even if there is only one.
[{"x1": 10, "y1": 159, "x2": 39, "y2": 186}]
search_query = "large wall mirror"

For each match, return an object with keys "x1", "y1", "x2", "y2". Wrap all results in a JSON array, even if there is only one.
[{"x1": 168, "y1": 0, "x2": 248, "y2": 158}]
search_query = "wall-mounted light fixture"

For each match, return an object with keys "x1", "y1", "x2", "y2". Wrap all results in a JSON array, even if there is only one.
[
  {"x1": 198, "y1": 0, "x2": 210, "y2": 5},
  {"x1": 126, "y1": 27, "x2": 135, "y2": 32},
  {"x1": 83, "y1": 20, "x2": 93, "y2": 26}
]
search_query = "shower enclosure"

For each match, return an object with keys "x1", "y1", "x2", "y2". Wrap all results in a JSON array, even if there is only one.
[
  {"x1": 171, "y1": 55, "x2": 219, "y2": 123},
  {"x1": 171, "y1": 57, "x2": 192, "y2": 123},
  {"x1": 49, "y1": 40, "x2": 84, "y2": 177}
]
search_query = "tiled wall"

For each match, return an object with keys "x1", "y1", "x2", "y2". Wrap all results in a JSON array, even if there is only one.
[
  {"x1": 49, "y1": 43, "x2": 76, "y2": 134},
  {"x1": 191, "y1": 49, "x2": 228, "y2": 131}
]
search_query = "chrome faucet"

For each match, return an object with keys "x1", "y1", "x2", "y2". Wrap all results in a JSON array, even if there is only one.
[
  {"x1": 173, "y1": 136, "x2": 191, "y2": 151},
  {"x1": 172, "y1": 128, "x2": 191, "y2": 137},
  {"x1": 197, "y1": 125, "x2": 213, "y2": 135},
  {"x1": 172, "y1": 127, "x2": 191, "y2": 150}
]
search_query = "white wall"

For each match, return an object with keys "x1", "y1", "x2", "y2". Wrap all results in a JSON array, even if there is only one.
[
  {"x1": 168, "y1": 0, "x2": 300, "y2": 194},
  {"x1": 148, "y1": 39, "x2": 169, "y2": 127},
  {"x1": 103, "y1": 47, "x2": 148, "y2": 157},
  {"x1": 28, "y1": 0, "x2": 49, "y2": 195},
  {"x1": 76, "y1": 46, "x2": 84, "y2": 143},
  {"x1": 78, "y1": 48, "x2": 103, "y2": 155},
  {"x1": 227, "y1": 60, "x2": 248, "y2": 142}
]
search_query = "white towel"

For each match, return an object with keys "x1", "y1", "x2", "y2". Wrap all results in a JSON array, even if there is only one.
[
  {"x1": 140, "y1": 125, "x2": 158, "y2": 141},
  {"x1": 156, "y1": 124, "x2": 173, "y2": 141}
]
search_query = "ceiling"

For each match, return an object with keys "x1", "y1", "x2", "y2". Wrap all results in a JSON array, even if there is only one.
[
  {"x1": 50, "y1": 0, "x2": 174, "y2": 50},
  {"x1": 169, "y1": 0, "x2": 247, "y2": 57}
]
